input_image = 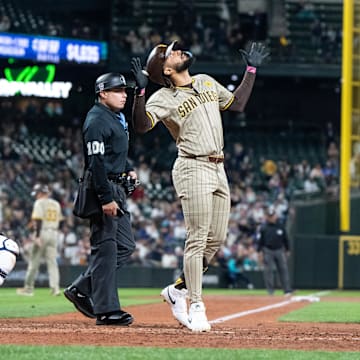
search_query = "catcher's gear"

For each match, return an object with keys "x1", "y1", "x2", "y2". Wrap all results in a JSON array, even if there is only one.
[
  {"x1": 131, "y1": 57, "x2": 149, "y2": 90},
  {"x1": 31, "y1": 183, "x2": 50, "y2": 197},
  {"x1": 95, "y1": 73, "x2": 129, "y2": 94},
  {"x1": 0, "y1": 234, "x2": 19, "y2": 286},
  {"x1": 239, "y1": 42, "x2": 270, "y2": 68}
]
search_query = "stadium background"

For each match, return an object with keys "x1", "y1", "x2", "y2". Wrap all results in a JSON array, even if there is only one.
[{"x1": 0, "y1": 0, "x2": 358, "y2": 290}]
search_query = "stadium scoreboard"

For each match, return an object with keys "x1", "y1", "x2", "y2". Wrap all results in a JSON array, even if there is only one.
[{"x1": 0, "y1": 32, "x2": 107, "y2": 65}]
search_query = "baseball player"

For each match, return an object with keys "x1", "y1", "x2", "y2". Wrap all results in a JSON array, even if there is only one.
[
  {"x1": 17, "y1": 184, "x2": 63, "y2": 296},
  {"x1": 130, "y1": 41, "x2": 268, "y2": 332}
]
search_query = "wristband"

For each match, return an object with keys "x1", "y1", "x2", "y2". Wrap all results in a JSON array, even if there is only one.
[
  {"x1": 137, "y1": 88, "x2": 145, "y2": 96},
  {"x1": 246, "y1": 66, "x2": 257, "y2": 74}
]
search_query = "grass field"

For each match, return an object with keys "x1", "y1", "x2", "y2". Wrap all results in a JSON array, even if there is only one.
[
  {"x1": 1, "y1": 345, "x2": 360, "y2": 360},
  {"x1": 0, "y1": 288, "x2": 359, "y2": 359}
]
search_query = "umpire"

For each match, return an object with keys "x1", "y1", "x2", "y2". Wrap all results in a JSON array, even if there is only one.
[
  {"x1": 257, "y1": 206, "x2": 293, "y2": 296},
  {"x1": 64, "y1": 73, "x2": 136, "y2": 326}
]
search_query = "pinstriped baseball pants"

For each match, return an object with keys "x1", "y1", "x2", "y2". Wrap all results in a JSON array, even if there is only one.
[
  {"x1": 24, "y1": 229, "x2": 60, "y2": 292},
  {"x1": 172, "y1": 157, "x2": 230, "y2": 303}
]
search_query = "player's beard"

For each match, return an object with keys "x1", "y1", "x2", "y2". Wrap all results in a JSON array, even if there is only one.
[{"x1": 175, "y1": 51, "x2": 195, "y2": 73}]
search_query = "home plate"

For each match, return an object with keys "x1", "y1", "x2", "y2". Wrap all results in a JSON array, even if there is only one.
[{"x1": 291, "y1": 295, "x2": 320, "y2": 302}]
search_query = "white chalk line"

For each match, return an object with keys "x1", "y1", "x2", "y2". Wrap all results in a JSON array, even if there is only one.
[{"x1": 209, "y1": 290, "x2": 331, "y2": 325}]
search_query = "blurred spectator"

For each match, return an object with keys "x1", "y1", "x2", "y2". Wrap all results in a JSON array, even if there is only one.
[
  {"x1": 304, "y1": 176, "x2": 321, "y2": 194},
  {"x1": 217, "y1": 0, "x2": 231, "y2": 26},
  {"x1": 161, "y1": 247, "x2": 178, "y2": 268},
  {"x1": 261, "y1": 159, "x2": 278, "y2": 179},
  {"x1": 351, "y1": 152, "x2": 360, "y2": 186},
  {"x1": 124, "y1": 30, "x2": 146, "y2": 57},
  {"x1": 295, "y1": 1, "x2": 317, "y2": 21},
  {"x1": 0, "y1": 14, "x2": 11, "y2": 31},
  {"x1": 226, "y1": 255, "x2": 254, "y2": 289},
  {"x1": 327, "y1": 141, "x2": 339, "y2": 163}
]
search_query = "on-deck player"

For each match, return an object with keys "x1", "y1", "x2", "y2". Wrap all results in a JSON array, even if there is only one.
[{"x1": 130, "y1": 41, "x2": 269, "y2": 332}]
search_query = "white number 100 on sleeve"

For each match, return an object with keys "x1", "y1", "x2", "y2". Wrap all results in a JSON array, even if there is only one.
[{"x1": 87, "y1": 141, "x2": 105, "y2": 155}]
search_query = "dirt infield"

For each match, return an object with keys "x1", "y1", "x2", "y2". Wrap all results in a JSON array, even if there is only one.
[{"x1": 1, "y1": 295, "x2": 359, "y2": 351}]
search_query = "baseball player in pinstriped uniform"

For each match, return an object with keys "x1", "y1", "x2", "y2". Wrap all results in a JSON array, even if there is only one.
[
  {"x1": 17, "y1": 184, "x2": 63, "y2": 296},
  {"x1": 131, "y1": 41, "x2": 268, "y2": 332}
]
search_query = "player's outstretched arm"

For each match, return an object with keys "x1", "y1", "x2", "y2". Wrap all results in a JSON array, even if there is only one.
[
  {"x1": 228, "y1": 42, "x2": 269, "y2": 112},
  {"x1": 131, "y1": 57, "x2": 153, "y2": 133}
]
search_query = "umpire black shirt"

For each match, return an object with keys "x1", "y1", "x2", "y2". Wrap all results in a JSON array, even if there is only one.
[
  {"x1": 83, "y1": 102, "x2": 132, "y2": 205},
  {"x1": 257, "y1": 222, "x2": 289, "y2": 252}
]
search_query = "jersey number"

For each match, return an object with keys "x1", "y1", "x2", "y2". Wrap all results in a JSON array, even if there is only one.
[
  {"x1": 87, "y1": 141, "x2": 105, "y2": 155},
  {"x1": 45, "y1": 209, "x2": 58, "y2": 222}
]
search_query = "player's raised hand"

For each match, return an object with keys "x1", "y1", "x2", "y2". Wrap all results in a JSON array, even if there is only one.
[
  {"x1": 131, "y1": 57, "x2": 148, "y2": 89},
  {"x1": 239, "y1": 42, "x2": 270, "y2": 68}
]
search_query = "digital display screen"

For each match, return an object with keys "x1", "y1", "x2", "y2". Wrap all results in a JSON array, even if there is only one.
[{"x1": 0, "y1": 32, "x2": 107, "y2": 65}]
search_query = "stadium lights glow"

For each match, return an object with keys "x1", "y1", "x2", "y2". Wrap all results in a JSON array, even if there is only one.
[{"x1": 0, "y1": 79, "x2": 73, "y2": 98}]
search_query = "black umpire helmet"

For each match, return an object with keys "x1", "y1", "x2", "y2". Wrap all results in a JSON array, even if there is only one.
[{"x1": 94, "y1": 73, "x2": 129, "y2": 94}]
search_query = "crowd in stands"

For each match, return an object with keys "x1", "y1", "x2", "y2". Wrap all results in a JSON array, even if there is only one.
[
  {"x1": 113, "y1": 0, "x2": 341, "y2": 65},
  {"x1": 0, "y1": 0, "x2": 106, "y2": 40},
  {"x1": 1, "y1": 0, "x2": 342, "y2": 65},
  {"x1": 0, "y1": 98, "x2": 340, "y2": 286},
  {"x1": 273, "y1": 0, "x2": 342, "y2": 64},
  {"x1": 113, "y1": 1, "x2": 267, "y2": 64}
]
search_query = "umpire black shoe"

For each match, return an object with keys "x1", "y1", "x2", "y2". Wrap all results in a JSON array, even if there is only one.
[
  {"x1": 64, "y1": 286, "x2": 96, "y2": 319},
  {"x1": 96, "y1": 310, "x2": 134, "y2": 326}
]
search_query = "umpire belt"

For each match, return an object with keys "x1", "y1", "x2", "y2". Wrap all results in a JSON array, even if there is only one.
[
  {"x1": 181, "y1": 155, "x2": 224, "y2": 164},
  {"x1": 107, "y1": 174, "x2": 126, "y2": 185}
]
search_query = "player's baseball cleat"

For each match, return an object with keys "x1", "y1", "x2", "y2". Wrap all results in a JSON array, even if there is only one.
[
  {"x1": 16, "y1": 287, "x2": 34, "y2": 296},
  {"x1": 161, "y1": 284, "x2": 189, "y2": 327},
  {"x1": 188, "y1": 301, "x2": 211, "y2": 332},
  {"x1": 64, "y1": 286, "x2": 96, "y2": 318},
  {"x1": 96, "y1": 310, "x2": 134, "y2": 326},
  {"x1": 50, "y1": 288, "x2": 61, "y2": 296}
]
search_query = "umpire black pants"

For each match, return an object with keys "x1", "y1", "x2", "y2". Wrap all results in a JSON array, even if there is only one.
[
  {"x1": 72, "y1": 182, "x2": 135, "y2": 315},
  {"x1": 263, "y1": 247, "x2": 292, "y2": 295}
]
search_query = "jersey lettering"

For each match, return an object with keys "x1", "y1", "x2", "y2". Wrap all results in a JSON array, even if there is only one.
[
  {"x1": 177, "y1": 90, "x2": 219, "y2": 118},
  {"x1": 87, "y1": 141, "x2": 105, "y2": 155}
]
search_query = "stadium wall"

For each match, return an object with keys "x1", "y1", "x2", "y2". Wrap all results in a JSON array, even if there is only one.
[
  {"x1": 6, "y1": 262, "x2": 266, "y2": 290},
  {"x1": 291, "y1": 196, "x2": 360, "y2": 289}
]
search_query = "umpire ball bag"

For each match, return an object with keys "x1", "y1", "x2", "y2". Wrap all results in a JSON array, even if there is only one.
[{"x1": 73, "y1": 169, "x2": 102, "y2": 219}]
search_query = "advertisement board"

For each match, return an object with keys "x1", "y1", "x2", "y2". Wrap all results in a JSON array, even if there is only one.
[{"x1": 0, "y1": 32, "x2": 107, "y2": 65}]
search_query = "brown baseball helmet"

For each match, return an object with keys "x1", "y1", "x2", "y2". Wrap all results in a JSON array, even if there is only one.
[{"x1": 145, "y1": 41, "x2": 176, "y2": 86}]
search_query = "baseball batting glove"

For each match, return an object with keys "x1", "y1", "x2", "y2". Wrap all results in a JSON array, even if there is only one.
[
  {"x1": 131, "y1": 57, "x2": 148, "y2": 90},
  {"x1": 239, "y1": 42, "x2": 270, "y2": 68}
]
